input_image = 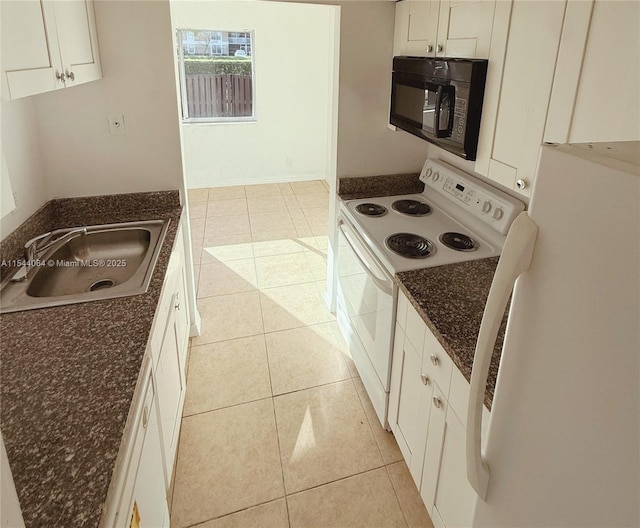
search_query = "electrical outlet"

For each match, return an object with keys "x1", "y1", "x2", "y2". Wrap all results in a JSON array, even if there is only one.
[{"x1": 108, "y1": 113, "x2": 126, "y2": 135}]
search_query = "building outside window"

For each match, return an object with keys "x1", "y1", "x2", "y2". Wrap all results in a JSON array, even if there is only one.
[{"x1": 177, "y1": 29, "x2": 254, "y2": 122}]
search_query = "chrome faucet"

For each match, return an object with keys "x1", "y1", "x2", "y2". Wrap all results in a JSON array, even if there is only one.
[{"x1": 11, "y1": 227, "x2": 88, "y2": 282}]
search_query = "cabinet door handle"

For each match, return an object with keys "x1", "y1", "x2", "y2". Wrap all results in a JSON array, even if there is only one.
[
  {"x1": 56, "y1": 72, "x2": 66, "y2": 83},
  {"x1": 433, "y1": 396, "x2": 442, "y2": 409},
  {"x1": 427, "y1": 44, "x2": 434, "y2": 53},
  {"x1": 420, "y1": 374, "x2": 430, "y2": 386},
  {"x1": 175, "y1": 291, "x2": 181, "y2": 311},
  {"x1": 430, "y1": 353, "x2": 439, "y2": 366},
  {"x1": 142, "y1": 404, "x2": 149, "y2": 428},
  {"x1": 66, "y1": 70, "x2": 75, "y2": 81},
  {"x1": 437, "y1": 44, "x2": 444, "y2": 53}
]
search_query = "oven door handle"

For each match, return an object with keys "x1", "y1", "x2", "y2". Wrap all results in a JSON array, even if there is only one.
[{"x1": 338, "y1": 218, "x2": 393, "y2": 296}]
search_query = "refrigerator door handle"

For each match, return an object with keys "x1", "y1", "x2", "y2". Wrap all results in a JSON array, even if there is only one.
[{"x1": 466, "y1": 212, "x2": 538, "y2": 500}]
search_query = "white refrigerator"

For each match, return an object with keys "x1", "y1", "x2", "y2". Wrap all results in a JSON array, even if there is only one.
[{"x1": 466, "y1": 143, "x2": 640, "y2": 527}]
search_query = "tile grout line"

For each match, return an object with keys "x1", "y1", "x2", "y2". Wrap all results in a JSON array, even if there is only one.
[
  {"x1": 384, "y1": 464, "x2": 412, "y2": 528},
  {"x1": 183, "y1": 496, "x2": 287, "y2": 528},
  {"x1": 182, "y1": 376, "x2": 357, "y2": 419},
  {"x1": 284, "y1": 463, "x2": 387, "y2": 500},
  {"x1": 267, "y1": 398, "x2": 292, "y2": 528}
]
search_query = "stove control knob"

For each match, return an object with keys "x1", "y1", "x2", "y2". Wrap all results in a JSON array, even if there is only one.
[
  {"x1": 424, "y1": 168, "x2": 433, "y2": 179},
  {"x1": 482, "y1": 201, "x2": 492, "y2": 213},
  {"x1": 432, "y1": 171, "x2": 440, "y2": 182},
  {"x1": 493, "y1": 207, "x2": 504, "y2": 220}
]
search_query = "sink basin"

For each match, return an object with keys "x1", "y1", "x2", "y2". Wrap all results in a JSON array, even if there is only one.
[{"x1": 0, "y1": 220, "x2": 170, "y2": 313}]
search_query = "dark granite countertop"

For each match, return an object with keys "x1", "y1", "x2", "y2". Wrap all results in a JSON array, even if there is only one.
[
  {"x1": 338, "y1": 172, "x2": 423, "y2": 200},
  {"x1": 0, "y1": 191, "x2": 182, "y2": 527},
  {"x1": 396, "y1": 258, "x2": 508, "y2": 409}
]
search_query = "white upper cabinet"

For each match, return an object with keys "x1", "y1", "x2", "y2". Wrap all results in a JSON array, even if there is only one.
[
  {"x1": 476, "y1": 0, "x2": 639, "y2": 196},
  {"x1": 394, "y1": 0, "x2": 496, "y2": 59},
  {"x1": 436, "y1": 0, "x2": 496, "y2": 59},
  {"x1": 545, "y1": 0, "x2": 640, "y2": 144},
  {"x1": 1, "y1": 0, "x2": 101, "y2": 100},
  {"x1": 394, "y1": 1, "x2": 440, "y2": 57},
  {"x1": 474, "y1": 0, "x2": 566, "y2": 197}
]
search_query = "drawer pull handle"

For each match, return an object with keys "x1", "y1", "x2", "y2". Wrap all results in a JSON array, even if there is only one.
[
  {"x1": 430, "y1": 354, "x2": 439, "y2": 366},
  {"x1": 142, "y1": 404, "x2": 149, "y2": 428},
  {"x1": 433, "y1": 396, "x2": 442, "y2": 409},
  {"x1": 420, "y1": 374, "x2": 430, "y2": 386}
]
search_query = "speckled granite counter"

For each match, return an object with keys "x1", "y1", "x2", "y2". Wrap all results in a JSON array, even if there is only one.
[
  {"x1": 338, "y1": 172, "x2": 423, "y2": 200},
  {"x1": 0, "y1": 191, "x2": 182, "y2": 527},
  {"x1": 396, "y1": 258, "x2": 508, "y2": 409}
]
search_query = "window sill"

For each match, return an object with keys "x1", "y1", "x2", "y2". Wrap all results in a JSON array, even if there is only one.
[{"x1": 182, "y1": 118, "x2": 257, "y2": 126}]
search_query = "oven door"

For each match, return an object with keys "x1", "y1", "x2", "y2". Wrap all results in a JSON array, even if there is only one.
[{"x1": 336, "y1": 215, "x2": 396, "y2": 425}]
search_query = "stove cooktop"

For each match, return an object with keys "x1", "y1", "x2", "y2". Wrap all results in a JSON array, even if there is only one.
[
  {"x1": 338, "y1": 159, "x2": 525, "y2": 274},
  {"x1": 340, "y1": 193, "x2": 498, "y2": 273}
]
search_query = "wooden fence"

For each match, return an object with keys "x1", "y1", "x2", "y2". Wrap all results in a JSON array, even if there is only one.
[{"x1": 184, "y1": 74, "x2": 253, "y2": 118}]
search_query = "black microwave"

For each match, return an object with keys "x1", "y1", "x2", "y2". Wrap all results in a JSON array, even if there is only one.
[{"x1": 390, "y1": 56, "x2": 488, "y2": 160}]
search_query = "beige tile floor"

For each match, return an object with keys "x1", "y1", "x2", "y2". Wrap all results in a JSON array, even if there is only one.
[{"x1": 171, "y1": 181, "x2": 434, "y2": 528}]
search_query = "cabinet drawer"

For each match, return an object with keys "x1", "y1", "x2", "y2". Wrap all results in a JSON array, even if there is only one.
[{"x1": 421, "y1": 328, "x2": 453, "y2": 398}]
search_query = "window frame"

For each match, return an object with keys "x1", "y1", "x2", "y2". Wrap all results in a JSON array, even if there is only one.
[{"x1": 177, "y1": 28, "x2": 256, "y2": 124}]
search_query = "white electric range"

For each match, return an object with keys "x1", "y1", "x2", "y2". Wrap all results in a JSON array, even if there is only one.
[{"x1": 336, "y1": 158, "x2": 524, "y2": 427}]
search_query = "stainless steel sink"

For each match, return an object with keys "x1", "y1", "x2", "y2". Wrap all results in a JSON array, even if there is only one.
[{"x1": 0, "y1": 220, "x2": 170, "y2": 313}]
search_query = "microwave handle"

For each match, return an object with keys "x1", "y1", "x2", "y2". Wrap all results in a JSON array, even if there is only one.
[{"x1": 433, "y1": 85, "x2": 454, "y2": 138}]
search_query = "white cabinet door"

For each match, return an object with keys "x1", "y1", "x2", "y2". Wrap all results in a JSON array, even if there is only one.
[
  {"x1": 155, "y1": 294, "x2": 186, "y2": 489},
  {"x1": 128, "y1": 377, "x2": 170, "y2": 528},
  {"x1": 433, "y1": 407, "x2": 477, "y2": 528},
  {"x1": 51, "y1": 0, "x2": 101, "y2": 87},
  {"x1": 436, "y1": 0, "x2": 496, "y2": 58},
  {"x1": 390, "y1": 330, "x2": 432, "y2": 486},
  {"x1": 394, "y1": 0, "x2": 441, "y2": 57},
  {"x1": 420, "y1": 383, "x2": 446, "y2": 513},
  {"x1": 0, "y1": 0, "x2": 101, "y2": 100},
  {"x1": 173, "y1": 228, "x2": 190, "y2": 371},
  {"x1": 1, "y1": 1, "x2": 61, "y2": 99},
  {"x1": 545, "y1": 0, "x2": 640, "y2": 144},
  {"x1": 394, "y1": 0, "x2": 494, "y2": 59},
  {"x1": 475, "y1": 0, "x2": 565, "y2": 196},
  {"x1": 114, "y1": 366, "x2": 169, "y2": 528}
]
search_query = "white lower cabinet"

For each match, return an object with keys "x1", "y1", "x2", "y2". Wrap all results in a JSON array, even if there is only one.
[
  {"x1": 113, "y1": 363, "x2": 169, "y2": 528},
  {"x1": 431, "y1": 407, "x2": 477, "y2": 528},
  {"x1": 105, "y1": 217, "x2": 190, "y2": 526},
  {"x1": 389, "y1": 323, "x2": 432, "y2": 486},
  {"x1": 391, "y1": 290, "x2": 489, "y2": 527},
  {"x1": 152, "y1": 222, "x2": 189, "y2": 489}
]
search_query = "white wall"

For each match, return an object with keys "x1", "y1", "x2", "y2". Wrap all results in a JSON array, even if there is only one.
[
  {"x1": 0, "y1": 98, "x2": 47, "y2": 239},
  {"x1": 333, "y1": 0, "x2": 428, "y2": 177},
  {"x1": 33, "y1": 0, "x2": 184, "y2": 198},
  {"x1": 171, "y1": 0, "x2": 336, "y2": 188}
]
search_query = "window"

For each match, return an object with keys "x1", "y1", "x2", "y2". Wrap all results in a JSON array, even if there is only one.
[{"x1": 177, "y1": 29, "x2": 255, "y2": 122}]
